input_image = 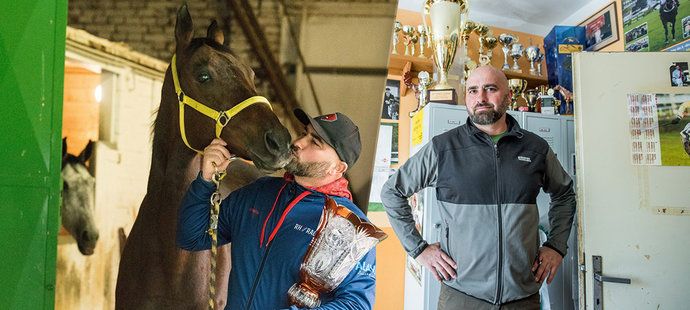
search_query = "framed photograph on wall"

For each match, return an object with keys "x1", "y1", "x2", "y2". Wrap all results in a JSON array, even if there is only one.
[
  {"x1": 580, "y1": 1, "x2": 620, "y2": 51},
  {"x1": 623, "y1": 0, "x2": 690, "y2": 52},
  {"x1": 382, "y1": 79, "x2": 400, "y2": 120}
]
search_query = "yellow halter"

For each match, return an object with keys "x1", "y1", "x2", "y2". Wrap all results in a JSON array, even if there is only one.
[{"x1": 171, "y1": 54, "x2": 272, "y2": 154}]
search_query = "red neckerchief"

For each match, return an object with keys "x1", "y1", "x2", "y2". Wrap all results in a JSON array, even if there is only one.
[{"x1": 283, "y1": 173, "x2": 353, "y2": 200}]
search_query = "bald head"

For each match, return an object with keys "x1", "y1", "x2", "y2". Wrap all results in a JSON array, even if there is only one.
[{"x1": 466, "y1": 65, "x2": 509, "y2": 93}]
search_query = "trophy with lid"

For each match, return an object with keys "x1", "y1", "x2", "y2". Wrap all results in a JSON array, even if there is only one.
[{"x1": 421, "y1": 0, "x2": 468, "y2": 104}]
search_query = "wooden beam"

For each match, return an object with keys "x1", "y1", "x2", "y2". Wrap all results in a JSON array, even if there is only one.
[{"x1": 227, "y1": 0, "x2": 301, "y2": 128}]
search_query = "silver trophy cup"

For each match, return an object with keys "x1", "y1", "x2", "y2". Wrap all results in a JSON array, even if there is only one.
[
  {"x1": 498, "y1": 33, "x2": 516, "y2": 71},
  {"x1": 510, "y1": 43, "x2": 524, "y2": 72}
]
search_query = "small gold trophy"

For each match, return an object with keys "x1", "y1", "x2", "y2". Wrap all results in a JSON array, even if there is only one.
[
  {"x1": 410, "y1": 28, "x2": 419, "y2": 57},
  {"x1": 479, "y1": 35, "x2": 498, "y2": 66},
  {"x1": 508, "y1": 78, "x2": 528, "y2": 111},
  {"x1": 417, "y1": 24, "x2": 429, "y2": 58},
  {"x1": 392, "y1": 21, "x2": 402, "y2": 55},
  {"x1": 402, "y1": 25, "x2": 415, "y2": 56},
  {"x1": 525, "y1": 88, "x2": 539, "y2": 112}
]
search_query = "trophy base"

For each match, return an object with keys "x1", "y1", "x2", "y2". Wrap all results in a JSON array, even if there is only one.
[
  {"x1": 427, "y1": 88, "x2": 457, "y2": 105},
  {"x1": 288, "y1": 283, "x2": 321, "y2": 308}
]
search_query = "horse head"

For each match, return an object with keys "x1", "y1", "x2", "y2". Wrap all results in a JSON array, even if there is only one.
[
  {"x1": 61, "y1": 138, "x2": 99, "y2": 255},
  {"x1": 171, "y1": 5, "x2": 292, "y2": 171}
]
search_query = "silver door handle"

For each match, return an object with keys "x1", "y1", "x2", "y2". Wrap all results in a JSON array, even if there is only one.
[
  {"x1": 594, "y1": 273, "x2": 631, "y2": 284},
  {"x1": 593, "y1": 255, "x2": 631, "y2": 310}
]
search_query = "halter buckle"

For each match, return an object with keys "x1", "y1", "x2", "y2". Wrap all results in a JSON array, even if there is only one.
[
  {"x1": 217, "y1": 112, "x2": 231, "y2": 128},
  {"x1": 178, "y1": 91, "x2": 185, "y2": 102}
]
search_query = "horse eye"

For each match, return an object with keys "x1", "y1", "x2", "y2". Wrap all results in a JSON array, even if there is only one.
[{"x1": 197, "y1": 72, "x2": 211, "y2": 83}]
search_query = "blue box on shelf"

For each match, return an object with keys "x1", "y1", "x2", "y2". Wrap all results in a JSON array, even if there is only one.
[{"x1": 544, "y1": 25, "x2": 585, "y2": 113}]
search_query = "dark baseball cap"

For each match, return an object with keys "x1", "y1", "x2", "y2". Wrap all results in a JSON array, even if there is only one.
[{"x1": 293, "y1": 108, "x2": 362, "y2": 168}]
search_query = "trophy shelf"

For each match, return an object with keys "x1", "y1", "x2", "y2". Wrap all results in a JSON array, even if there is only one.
[
  {"x1": 388, "y1": 53, "x2": 433, "y2": 76},
  {"x1": 388, "y1": 52, "x2": 547, "y2": 88},
  {"x1": 503, "y1": 69, "x2": 548, "y2": 89}
]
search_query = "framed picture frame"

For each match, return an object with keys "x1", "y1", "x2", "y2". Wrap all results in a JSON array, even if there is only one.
[
  {"x1": 382, "y1": 79, "x2": 400, "y2": 120},
  {"x1": 579, "y1": 1, "x2": 620, "y2": 51}
]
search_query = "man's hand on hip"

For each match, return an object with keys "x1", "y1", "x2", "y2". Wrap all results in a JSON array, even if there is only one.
[
  {"x1": 532, "y1": 246, "x2": 563, "y2": 284},
  {"x1": 416, "y1": 243, "x2": 457, "y2": 281},
  {"x1": 201, "y1": 138, "x2": 234, "y2": 181}
]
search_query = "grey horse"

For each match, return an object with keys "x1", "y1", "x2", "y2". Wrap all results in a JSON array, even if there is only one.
[{"x1": 61, "y1": 138, "x2": 100, "y2": 255}]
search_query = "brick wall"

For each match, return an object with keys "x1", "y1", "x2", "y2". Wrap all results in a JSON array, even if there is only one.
[
  {"x1": 67, "y1": 0, "x2": 395, "y2": 99},
  {"x1": 68, "y1": 0, "x2": 288, "y2": 96}
]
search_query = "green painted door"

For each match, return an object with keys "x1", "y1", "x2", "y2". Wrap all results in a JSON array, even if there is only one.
[{"x1": 0, "y1": 1, "x2": 67, "y2": 309}]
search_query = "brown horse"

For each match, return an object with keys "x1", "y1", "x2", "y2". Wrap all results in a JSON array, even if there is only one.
[{"x1": 115, "y1": 5, "x2": 292, "y2": 309}]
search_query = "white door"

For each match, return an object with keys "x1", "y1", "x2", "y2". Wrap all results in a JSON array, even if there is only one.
[{"x1": 573, "y1": 52, "x2": 690, "y2": 309}]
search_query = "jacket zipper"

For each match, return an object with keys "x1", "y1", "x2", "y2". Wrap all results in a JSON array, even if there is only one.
[
  {"x1": 245, "y1": 240, "x2": 274, "y2": 310},
  {"x1": 493, "y1": 140, "x2": 504, "y2": 304}
]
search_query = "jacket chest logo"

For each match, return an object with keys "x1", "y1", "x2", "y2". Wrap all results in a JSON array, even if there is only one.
[{"x1": 517, "y1": 156, "x2": 532, "y2": 163}]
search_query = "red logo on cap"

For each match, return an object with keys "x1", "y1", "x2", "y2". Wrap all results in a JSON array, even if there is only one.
[{"x1": 320, "y1": 114, "x2": 338, "y2": 122}]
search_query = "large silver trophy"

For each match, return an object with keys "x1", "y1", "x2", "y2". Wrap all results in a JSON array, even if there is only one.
[
  {"x1": 422, "y1": 0, "x2": 468, "y2": 104},
  {"x1": 287, "y1": 197, "x2": 387, "y2": 308}
]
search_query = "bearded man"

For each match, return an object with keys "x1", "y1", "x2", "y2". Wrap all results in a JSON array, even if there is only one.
[
  {"x1": 177, "y1": 109, "x2": 377, "y2": 309},
  {"x1": 381, "y1": 66, "x2": 576, "y2": 309}
]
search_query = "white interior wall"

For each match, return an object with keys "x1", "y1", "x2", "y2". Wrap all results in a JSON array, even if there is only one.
[
  {"x1": 559, "y1": 0, "x2": 615, "y2": 28},
  {"x1": 56, "y1": 52, "x2": 162, "y2": 310}
]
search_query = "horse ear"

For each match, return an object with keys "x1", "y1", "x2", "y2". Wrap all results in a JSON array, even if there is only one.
[
  {"x1": 79, "y1": 140, "x2": 94, "y2": 163},
  {"x1": 175, "y1": 4, "x2": 194, "y2": 48},
  {"x1": 207, "y1": 20, "x2": 224, "y2": 45}
]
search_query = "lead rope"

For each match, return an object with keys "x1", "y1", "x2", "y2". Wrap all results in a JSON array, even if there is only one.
[{"x1": 208, "y1": 162, "x2": 227, "y2": 310}]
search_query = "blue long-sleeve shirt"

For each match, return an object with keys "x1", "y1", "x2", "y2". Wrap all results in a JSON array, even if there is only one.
[{"x1": 177, "y1": 174, "x2": 377, "y2": 310}]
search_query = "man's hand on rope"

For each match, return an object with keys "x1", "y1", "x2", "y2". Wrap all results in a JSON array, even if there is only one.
[{"x1": 201, "y1": 138, "x2": 233, "y2": 182}]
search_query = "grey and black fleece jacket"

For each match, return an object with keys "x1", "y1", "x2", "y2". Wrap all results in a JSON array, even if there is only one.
[{"x1": 381, "y1": 114, "x2": 576, "y2": 304}]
